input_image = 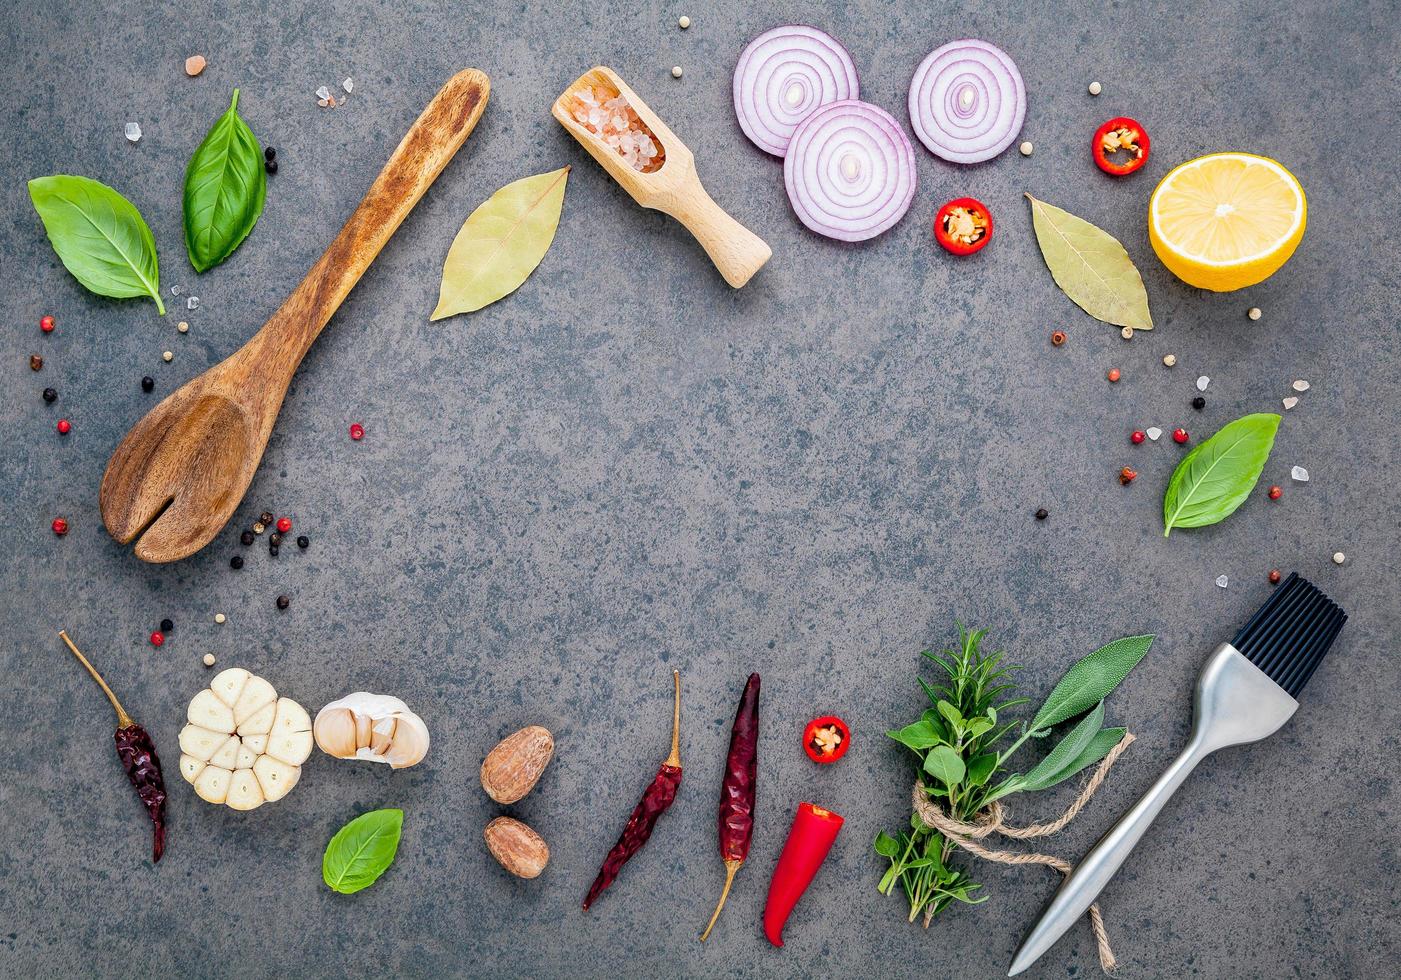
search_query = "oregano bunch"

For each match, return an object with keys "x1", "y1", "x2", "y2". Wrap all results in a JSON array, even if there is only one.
[{"x1": 875, "y1": 627, "x2": 1152, "y2": 925}]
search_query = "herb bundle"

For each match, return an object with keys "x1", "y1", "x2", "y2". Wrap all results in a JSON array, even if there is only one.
[{"x1": 876, "y1": 627, "x2": 1152, "y2": 925}]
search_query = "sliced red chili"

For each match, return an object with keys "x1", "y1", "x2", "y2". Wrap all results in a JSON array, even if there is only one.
[
  {"x1": 934, "y1": 197, "x2": 993, "y2": 255},
  {"x1": 802, "y1": 715, "x2": 850, "y2": 764},
  {"x1": 1093, "y1": 117, "x2": 1150, "y2": 175}
]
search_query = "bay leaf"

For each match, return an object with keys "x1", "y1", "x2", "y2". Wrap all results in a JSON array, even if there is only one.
[
  {"x1": 431, "y1": 167, "x2": 569, "y2": 319},
  {"x1": 1025, "y1": 193, "x2": 1153, "y2": 330}
]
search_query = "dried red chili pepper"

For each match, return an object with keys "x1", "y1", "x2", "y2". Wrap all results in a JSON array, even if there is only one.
[
  {"x1": 699, "y1": 672, "x2": 760, "y2": 941},
  {"x1": 802, "y1": 715, "x2": 850, "y2": 764},
  {"x1": 763, "y1": 802, "x2": 844, "y2": 946},
  {"x1": 1093, "y1": 117, "x2": 1150, "y2": 176},
  {"x1": 934, "y1": 197, "x2": 993, "y2": 255},
  {"x1": 583, "y1": 670, "x2": 682, "y2": 910},
  {"x1": 59, "y1": 631, "x2": 167, "y2": 862}
]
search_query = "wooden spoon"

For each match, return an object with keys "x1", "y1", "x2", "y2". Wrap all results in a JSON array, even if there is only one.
[
  {"x1": 101, "y1": 69, "x2": 490, "y2": 563},
  {"x1": 553, "y1": 66, "x2": 770, "y2": 288}
]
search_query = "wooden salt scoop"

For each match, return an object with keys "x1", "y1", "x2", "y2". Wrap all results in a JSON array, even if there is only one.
[
  {"x1": 100, "y1": 69, "x2": 490, "y2": 563},
  {"x1": 553, "y1": 66, "x2": 771, "y2": 288}
]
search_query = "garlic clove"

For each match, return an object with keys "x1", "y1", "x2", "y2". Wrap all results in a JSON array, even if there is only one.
[
  {"x1": 194, "y1": 765, "x2": 232, "y2": 804},
  {"x1": 208, "y1": 734, "x2": 242, "y2": 770},
  {"x1": 188, "y1": 689, "x2": 235, "y2": 731},
  {"x1": 355, "y1": 712, "x2": 373, "y2": 749},
  {"x1": 271, "y1": 697, "x2": 312, "y2": 735},
  {"x1": 235, "y1": 743, "x2": 258, "y2": 769},
  {"x1": 383, "y1": 711, "x2": 430, "y2": 769},
  {"x1": 265, "y1": 730, "x2": 313, "y2": 767},
  {"x1": 253, "y1": 755, "x2": 300, "y2": 802},
  {"x1": 179, "y1": 724, "x2": 228, "y2": 762},
  {"x1": 232, "y1": 676, "x2": 277, "y2": 728},
  {"x1": 210, "y1": 667, "x2": 250, "y2": 707},
  {"x1": 369, "y1": 718, "x2": 396, "y2": 755},
  {"x1": 312, "y1": 708, "x2": 356, "y2": 758},
  {"x1": 241, "y1": 733, "x2": 268, "y2": 754},
  {"x1": 224, "y1": 768, "x2": 265, "y2": 810},
  {"x1": 314, "y1": 692, "x2": 430, "y2": 770},
  {"x1": 179, "y1": 753, "x2": 207, "y2": 785},
  {"x1": 237, "y1": 700, "x2": 277, "y2": 737}
]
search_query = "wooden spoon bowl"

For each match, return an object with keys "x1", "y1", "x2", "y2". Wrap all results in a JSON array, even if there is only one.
[{"x1": 101, "y1": 68, "x2": 491, "y2": 563}]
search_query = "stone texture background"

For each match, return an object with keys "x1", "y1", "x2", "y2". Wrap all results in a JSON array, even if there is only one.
[{"x1": 2, "y1": 1, "x2": 1398, "y2": 977}]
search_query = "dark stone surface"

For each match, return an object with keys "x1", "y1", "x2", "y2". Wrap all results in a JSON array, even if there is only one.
[{"x1": 2, "y1": 1, "x2": 1398, "y2": 977}]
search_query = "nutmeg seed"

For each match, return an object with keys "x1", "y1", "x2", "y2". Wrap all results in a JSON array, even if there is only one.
[
  {"x1": 484, "y1": 816, "x2": 549, "y2": 879},
  {"x1": 480, "y1": 725, "x2": 554, "y2": 804}
]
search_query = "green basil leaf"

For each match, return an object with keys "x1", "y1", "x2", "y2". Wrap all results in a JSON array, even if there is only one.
[
  {"x1": 322, "y1": 808, "x2": 404, "y2": 894},
  {"x1": 922, "y1": 745, "x2": 966, "y2": 788},
  {"x1": 28, "y1": 175, "x2": 165, "y2": 315},
  {"x1": 874, "y1": 830, "x2": 902, "y2": 857},
  {"x1": 1025, "y1": 193, "x2": 1152, "y2": 330},
  {"x1": 887, "y1": 720, "x2": 942, "y2": 751},
  {"x1": 1021, "y1": 727, "x2": 1127, "y2": 793},
  {"x1": 1018, "y1": 703, "x2": 1105, "y2": 791},
  {"x1": 183, "y1": 88, "x2": 267, "y2": 272},
  {"x1": 1163, "y1": 413, "x2": 1281, "y2": 537},
  {"x1": 1029, "y1": 634, "x2": 1153, "y2": 733}
]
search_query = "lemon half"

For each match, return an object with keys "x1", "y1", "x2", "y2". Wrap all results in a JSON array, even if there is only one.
[{"x1": 1148, "y1": 152, "x2": 1306, "y2": 292}]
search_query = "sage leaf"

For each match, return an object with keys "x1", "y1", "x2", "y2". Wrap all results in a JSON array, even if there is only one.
[
  {"x1": 1021, "y1": 727, "x2": 1126, "y2": 793},
  {"x1": 923, "y1": 745, "x2": 966, "y2": 788},
  {"x1": 888, "y1": 720, "x2": 942, "y2": 751},
  {"x1": 1029, "y1": 634, "x2": 1153, "y2": 733},
  {"x1": 1025, "y1": 193, "x2": 1152, "y2": 330},
  {"x1": 1163, "y1": 413, "x2": 1281, "y2": 536},
  {"x1": 322, "y1": 808, "x2": 404, "y2": 894},
  {"x1": 1018, "y1": 702, "x2": 1104, "y2": 791},
  {"x1": 874, "y1": 831, "x2": 902, "y2": 857},
  {"x1": 183, "y1": 89, "x2": 267, "y2": 273},
  {"x1": 28, "y1": 175, "x2": 165, "y2": 315},
  {"x1": 431, "y1": 166, "x2": 569, "y2": 319}
]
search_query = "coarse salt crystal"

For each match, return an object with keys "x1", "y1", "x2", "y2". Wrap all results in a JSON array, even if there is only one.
[
  {"x1": 1290, "y1": 465, "x2": 1309, "y2": 482},
  {"x1": 316, "y1": 85, "x2": 332, "y2": 101},
  {"x1": 187, "y1": 296, "x2": 199, "y2": 311},
  {"x1": 342, "y1": 77, "x2": 354, "y2": 93},
  {"x1": 1145, "y1": 426, "x2": 1162, "y2": 441},
  {"x1": 125, "y1": 122, "x2": 142, "y2": 142},
  {"x1": 1215, "y1": 575, "x2": 1229, "y2": 589},
  {"x1": 1282, "y1": 396, "x2": 1298, "y2": 410},
  {"x1": 1292, "y1": 379, "x2": 1310, "y2": 392},
  {"x1": 1196, "y1": 376, "x2": 1210, "y2": 391},
  {"x1": 171, "y1": 284, "x2": 181, "y2": 295}
]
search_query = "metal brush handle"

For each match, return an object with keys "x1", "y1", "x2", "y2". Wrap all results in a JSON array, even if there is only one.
[{"x1": 1008, "y1": 645, "x2": 1299, "y2": 975}]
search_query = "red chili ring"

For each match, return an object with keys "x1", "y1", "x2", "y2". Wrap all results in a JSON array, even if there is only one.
[
  {"x1": 802, "y1": 715, "x2": 850, "y2": 764},
  {"x1": 1092, "y1": 117, "x2": 1150, "y2": 176},
  {"x1": 934, "y1": 197, "x2": 993, "y2": 255}
]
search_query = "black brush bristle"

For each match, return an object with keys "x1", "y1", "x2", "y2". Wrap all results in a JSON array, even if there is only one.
[{"x1": 1231, "y1": 572, "x2": 1346, "y2": 698}]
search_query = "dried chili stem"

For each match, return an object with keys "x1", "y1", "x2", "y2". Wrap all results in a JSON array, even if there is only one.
[
  {"x1": 59, "y1": 630, "x2": 134, "y2": 727},
  {"x1": 666, "y1": 669, "x2": 680, "y2": 767},
  {"x1": 700, "y1": 860, "x2": 742, "y2": 941}
]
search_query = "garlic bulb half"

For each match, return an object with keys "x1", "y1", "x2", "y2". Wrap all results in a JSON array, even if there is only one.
[{"x1": 314, "y1": 693, "x2": 429, "y2": 770}]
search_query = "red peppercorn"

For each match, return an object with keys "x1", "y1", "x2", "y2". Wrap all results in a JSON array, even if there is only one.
[
  {"x1": 276, "y1": 517, "x2": 292, "y2": 533},
  {"x1": 51, "y1": 517, "x2": 69, "y2": 536},
  {"x1": 40, "y1": 315, "x2": 55, "y2": 333},
  {"x1": 56, "y1": 418, "x2": 71, "y2": 435},
  {"x1": 1172, "y1": 427, "x2": 1189, "y2": 444},
  {"x1": 1107, "y1": 368, "x2": 1121, "y2": 383},
  {"x1": 1130, "y1": 430, "x2": 1146, "y2": 444},
  {"x1": 1119, "y1": 466, "x2": 1137, "y2": 485},
  {"x1": 1267, "y1": 485, "x2": 1282, "y2": 500},
  {"x1": 1050, "y1": 330, "x2": 1066, "y2": 347},
  {"x1": 149, "y1": 631, "x2": 165, "y2": 647},
  {"x1": 349, "y1": 423, "x2": 364, "y2": 441},
  {"x1": 1268, "y1": 569, "x2": 1282, "y2": 584}
]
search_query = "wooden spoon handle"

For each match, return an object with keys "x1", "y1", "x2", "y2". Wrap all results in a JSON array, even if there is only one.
[
  {"x1": 660, "y1": 180, "x2": 771, "y2": 288},
  {"x1": 257, "y1": 68, "x2": 490, "y2": 359}
]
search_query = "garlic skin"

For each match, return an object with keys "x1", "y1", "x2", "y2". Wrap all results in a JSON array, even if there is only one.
[{"x1": 314, "y1": 693, "x2": 429, "y2": 770}]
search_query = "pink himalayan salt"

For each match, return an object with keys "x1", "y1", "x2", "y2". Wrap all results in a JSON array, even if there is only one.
[{"x1": 568, "y1": 86, "x2": 665, "y2": 173}]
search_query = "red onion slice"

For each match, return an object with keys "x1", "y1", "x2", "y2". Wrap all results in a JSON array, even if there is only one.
[
  {"x1": 783, "y1": 100, "x2": 917, "y2": 242},
  {"x1": 734, "y1": 25, "x2": 860, "y2": 157},
  {"x1": 908, "y1": 39, "x2": 1025, "y2": 164}
]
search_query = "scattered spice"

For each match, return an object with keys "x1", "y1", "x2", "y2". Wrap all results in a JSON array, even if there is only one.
[
  {"x1": 241, "y1": 530, "x2": 254, "y2": 545},
  {"x1": 43, "y1": 387, "x2": 57, "y2": 403},
  {"x1": 934, "y1": 198, "x2": 993, "y2": 254},
  {"x1": 1093, "y1": 117, "x2": 1149, "y2": 176},
  {"x1": 1192, "y1": 396, "x2": 1206, "y2": 410},
  {"x1": 162, "y1": 350, "x2": 173, "y2": 362},
  {"x1": 277, "y1": 517, "x2": 292, "y2": 533},
  {"x1": 1216, "y1": 574, "x2": 1230, "y2": 588},
  {"x1": 160, "y1": 618, "x2": 173, "y2": 633},
  {"x1": 584, "y1": 670, "x2": 683, "y2": 910},
  {"x1": 30, "y1": 354, "x2": 43, "y2": 371},
  {"x1": 269, "y1": 533, "x2": 282, "y2": 547},
  {"x1": 265, "y1": 159, "x2": 278, "y2": 175},
  {"x1": 203, "y1": 653, "x2": 216, "y2": 667},
  {"x1": 1268, "y1": 569, "x2": 1282, "y2": 584},
  {"x1": 1119, "y1": 466, "x2": 1138, "y2": 485},
  {"x1": 1247, "y1": 307, "x2": 1262, "y2": 321},
  {"x1": 149, "y1": 631, "x2": 164, "y2": 647},
  {"x1": 1050, "y1": 330, "x2": 1066, "y2": 346},
  {"x1": 58, "y1": 631, "x2": 167, "y2": 862},
  {"x1": 1332, "y1": 552, "x2": 1345, "y2": 565},
  {"x1": 214, "y1": 613, "x2": 226, "y2": 624},
  {"x1": 252, "y1": 521, "x2": 266, "y2": 535},
  {"x1": 349, "y1": 422, "x2": 364, "y2": 441},
  {"x1": 1292, "y1": 379, "x2": 1310, "y2": 392},
  {"x1": 1019, "y1": 141, "x2": 1034, "y2": 156},
  {"x1": 187, "y1": 296, "x2": 199, "y2": 310},
  {"x1": 141, "y1": 376, "x2": 154, "y2": 392},
  {"x1": 1088, "y1": 81, "x2": 1102, "y2": 96},
  {"x1": 566, "y1": 85, "x2": 665, "y2": 173},
  {"x1": 1196, "y1": 376, "x2": 1210, "y2": 391},
  {"x1": 1173, "y1": 428, "x2": 1189, "y2": 444},
  {"x1": 259, "y1": 511, "x2": 273, "y2": 524},
  {"x1": 1162, "y1": 354, "x2": 1176, "y2": 367},
  {"x1": 1145, "y1": 427, "x2": 1162, "y2": 441},
  {"x1": 679, "y1": 15, "x2": 691, "y2": 28},
  {"x1": 276, "y1": 595, "x2": 290, "y2": 610},
  {"x1": 230, "y1": 555, "x2": 244, "y2": 569},
  {"x1": 1268, "y1": 485, "x2": 1282, "y2": 500},
  {"x1": 1131, "y1": 430, "x2": 1145, "y2": 444},
  {"x1": 1291, "y1": 465, "x2": 1309, "y2": 482},
  {"x1": 57, "y1": 418, "x2": 71, "y2": 435},
  {"x1": 764, "y1": 802, "x2": 843, "y2": 946},
  {"x1": 1120, "y1": 326, "x2": 1134, "y2": 339},
  {"x1": 185, "y1": 55, "x2": 206, "y2": 76},
  {"x1": 177, "y1": 321, "x2": 189, "y2": 334},
  {"x1": 52, "y1": 517, "x2": 69, "y2": 536},
  {"x1": 700, "y1": 673, "x2": 760, "y2": 942},
  {"x1": 803, "y1": 716, "x2": 850, "y2": 764},
  {"x1": 1107, "y1": 368, "x2": 1120, "y2": 383},
  {"x1": 1035, "y1": 508, "x2": 1048, "y2": 521},
  {"x1": 270, "y1": 544, "x2": 280, "y2": 557},
  {"x1": 41, "y1": 315, "x2": 55, "y2": 332},
  {"x1": 125, "y1": 122, "x2": 142, "y2": 143},
  {"x1": 296, "y1": 535, "x2": 310, "y2": 549},
  {"x1": 1282, "y1": 396, "x2": 1298, "y2": 410},
  {"x1": 264, "y1": 146, "x2": 276, "y2": 161}
]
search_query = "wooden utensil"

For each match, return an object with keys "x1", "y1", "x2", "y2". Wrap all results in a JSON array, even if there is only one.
[
  {"x1": 553, "y1": 66, "x2": 771, "y2": 288},
  {"x1": 101, "y1": 69, "x2": 490, "y2": 563}
]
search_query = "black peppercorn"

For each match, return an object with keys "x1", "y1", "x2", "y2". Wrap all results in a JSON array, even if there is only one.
[
  {"x1": 264, "y1": 145, "x2": 276, "y2": 161},
  {"x1": 269, "y1": 532, "x2": 282, "y2": 547},
  {"x1": 1035, "y1": 508, "x2": 1048, "y2": 521},
  {"x1": 141, "y1": 376, "x2": 155, "y2": 392},
  {"x1": 296, "y1": 535, "x2": 309, "y2": 549},
  {"x1": 160, "y1": 618, "x2": 173, "y2": 633},
  {"x1": 43, "y1": 387, "x2": 57, "y2": 403},
  {"x1": 241, "y1": 530, "x2": 254, "y2": 546},
  {"x1": 1192, "y1": 396, "x2": 1206, "y2": 410},
  {"x1": 230, "y1": 555, "x2": 244, "y2": 569},
  {"x1": 269, "y1": 545, "x2": 280, "y2": 557},
  {"x1": 265, "y1": 159, "x2": 278, "y2": 175},
  {"x1": 276, "y1": 595, "x2": 290, "y2": 610},
  {"x1": 260, "y1": 511, "x2": 274, "y2": 525}
]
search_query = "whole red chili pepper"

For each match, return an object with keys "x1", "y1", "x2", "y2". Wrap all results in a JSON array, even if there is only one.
[
  {"x1": 1092, "y1": 117, "x2": 1150, "y2": 176},
  {"x1": 59, "y1": 631, "x2": 168, "y2": 862},
  {"x1": 934, "y1": 197, "x2": 993, "y2": 255},
  {"x1": 763, "y1": 802, "x2": 843, "y2": 946},
  {"x1": 699, "y1": 673, "x2": 760, "y2": 941},
  {"x1": 583, "y1": 670, "x2": 682, "y2": 910}
]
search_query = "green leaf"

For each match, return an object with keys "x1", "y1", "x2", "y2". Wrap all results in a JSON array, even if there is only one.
[
  {"x1": 964, "y1": 717, "x2": 994, "y2": 739},
  {"x1": 1025, "y1": 193, "x2": 1152, "y2": 330},
  {"x1": 1019, "y1": 703, "x2": 1105, "y2": 791},
  {"x1": 874, "y1": 831, "x2": 902, "y2": 857},
  {"x1": 966, "y1": 753, "x2": 998, "y2": 787},
  {"x1": 183, "y1": 89, "x2": 267, "y2": 273},
  {"x1": 1023, "y1": 728, "x2": 1127, "y2": 793},
  {"x1": 322, "y1": 808, "x2": 404, "y2": 894},
  {"x1": 28, "y1": 175, "x2": 165, "y2": 315},
  {"x1": 923, "y1": 745, "x2": 966, "y2": 788},
  {"x1": 1029, "y1": 634, "x2": 1153, "y2": 733},
  {"x1": 431, "y1": 167, "x2": 569, "y2": 318},
  {"x1": 936, "y1": 700, "x2": 964, "y2": 732},
  {"x1": 888, "y1": 720, "x2": 942, "y2": 751},
  {"x1": 1163, "y1": 413, "x2": 1281, "y2": 537}
]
